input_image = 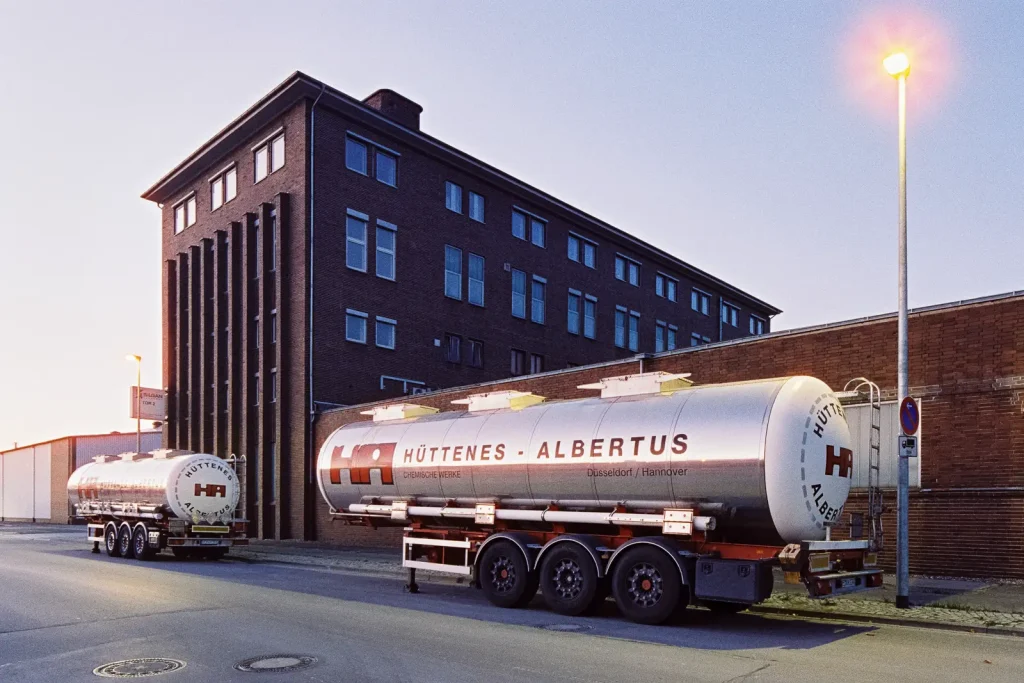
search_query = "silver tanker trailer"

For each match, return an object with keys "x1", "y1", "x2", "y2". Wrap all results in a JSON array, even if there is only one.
[
  {"x1": 318, "y1": 373, "x2": 882, "y2": 624},
  {"x1": 67, "y1": 450, "x2": 248, "y2": 560}
]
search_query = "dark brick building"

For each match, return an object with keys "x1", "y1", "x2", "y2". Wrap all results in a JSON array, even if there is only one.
[
  {"x1": 314, "y1": 292, "x2": 1024, "y2": 579},
  {"x1": 142, "y1": 72, "x2": 778, "y2": 540}
]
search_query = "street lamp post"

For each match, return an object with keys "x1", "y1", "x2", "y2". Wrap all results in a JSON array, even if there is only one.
[
  {"x1": 126, "y1": 354, "x2": 142, "y2": 454},
  {"x1": 883, "y1": 51, "x2": 911, "y2": 610}
]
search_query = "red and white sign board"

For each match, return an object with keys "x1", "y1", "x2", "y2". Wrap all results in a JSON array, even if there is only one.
[{"x1": 130, "y1": 387, "x2": 166, "y2": 421}]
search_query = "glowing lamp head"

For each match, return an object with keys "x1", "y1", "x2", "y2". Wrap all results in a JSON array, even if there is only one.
[
  {"x1": 125, "y1": 354, "x2": 141, "y2": 363},
  {"x1": 883, "y1": 52, "x2": 911, "y2": 78}
]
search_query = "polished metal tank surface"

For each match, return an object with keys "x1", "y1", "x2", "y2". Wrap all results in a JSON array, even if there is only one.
[
  {"x1": 317, "y1": 376, "x2": 854, "y2": 544},
  {"x1": 67, "y1": 452, "x2": 240, "y2": 523}
]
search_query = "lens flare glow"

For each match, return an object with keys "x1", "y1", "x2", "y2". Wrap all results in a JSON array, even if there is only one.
[
  {"x1": 841, "y1": 7, "x2": 954, "y2": 119},
  {"x1": 883, "y1": 52, "x2": 910, "y2": 77}
]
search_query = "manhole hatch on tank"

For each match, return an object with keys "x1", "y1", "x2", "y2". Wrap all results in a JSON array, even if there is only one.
[
  {"x1": 93, "y1": 658, "x2": 186, "y2": 678},
  {"x1": 234, "y1": 655, "x2": 319, "y2": 673},
  {"x1": 541, "y1": 623, "x2": 593, "y2": 632}
]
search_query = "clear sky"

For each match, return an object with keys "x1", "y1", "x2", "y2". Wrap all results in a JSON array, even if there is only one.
[{"x1": 0, "y1": 1, "x2": 1020, "y2": 448}]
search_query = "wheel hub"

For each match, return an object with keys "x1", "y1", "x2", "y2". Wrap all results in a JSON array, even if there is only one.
[
  {"x1": 490, "y1": 556, "x2": 516, "y2": 593},
  {"x1": 627, "y1": 562, "x2": 663, "y2": 607},
  {"x1": 552, "y1": 559, "x2": 583, "y2": 599}
]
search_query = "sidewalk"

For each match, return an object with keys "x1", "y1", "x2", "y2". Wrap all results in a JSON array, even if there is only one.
[{"x1": 232, "y1": 540, "x2": 1024, "y2": 636}]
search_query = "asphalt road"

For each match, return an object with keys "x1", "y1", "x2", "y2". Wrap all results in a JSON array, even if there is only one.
[{"x1": 0, "y1": 526, "x2": 1019, "y2": 683}]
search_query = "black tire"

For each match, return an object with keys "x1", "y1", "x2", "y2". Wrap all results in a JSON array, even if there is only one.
[
  {"x1": 132, "y1": 526, "x2": 153, "y2": 561},
  {"x1": 703, "y1": 600, "x2": 748, "y2": 614},
  {"x1": 171, "y1": 547, "x2": 194, "y2": 560},
  {"x1": 539, "y1": 543, "x2": 601, "y2": 616},
  {"x1": 611, "y1": 546, "x2": 683, "y2": 625},
  {"x1": 104, "y1": 524, "x2": 121, "y2": 557},
  {"x1": 478, "y1": 540, "x2": 537, "y2": 608},
  {"x1": 117, "y1": 525, "x2": 134, "y2": 559}
]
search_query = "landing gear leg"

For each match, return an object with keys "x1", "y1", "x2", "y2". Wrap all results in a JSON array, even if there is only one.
[
  {"x1": 405, "y1": 568, "x2": 419, "y2": 594},
  {"x1": 91, "y1": 541, "x2": 100, "y2": 554}
]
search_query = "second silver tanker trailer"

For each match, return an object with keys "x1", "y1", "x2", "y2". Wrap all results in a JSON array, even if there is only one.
[
  {"x1": 67, "y1": 450, "x2": 248, "y2": 560},
  {"x1": 318, "y1": 373, "x2": 882, "y2": 624}
]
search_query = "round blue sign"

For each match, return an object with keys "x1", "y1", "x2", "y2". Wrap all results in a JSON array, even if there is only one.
[{"x1": 899, "y1": 397, "x2": 919, "y2": 435}]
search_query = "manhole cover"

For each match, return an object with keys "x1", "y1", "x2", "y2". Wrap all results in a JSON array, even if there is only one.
[
  {"x1": 234, "y1": 655, "x2": 318, "y2": 673},
  {"x1": 541, "y1": 624, "x2": 593, "y2": 632},
  {"x1": 93, "y1": 658, "x2": 186, "y2": 678}
]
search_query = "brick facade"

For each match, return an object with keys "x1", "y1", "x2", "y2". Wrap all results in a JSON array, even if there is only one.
[
  {"x1": 313, "y1": 294, "x2": 1024, "y2": 579},
  {"x1": 145, "y1": 72, "x2": 775, "y2": 540}
]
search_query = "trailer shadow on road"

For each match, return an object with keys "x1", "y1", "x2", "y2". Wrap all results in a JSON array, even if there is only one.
[{"x1": 52, "y1": 547, "x2": 878, "y2": 653}]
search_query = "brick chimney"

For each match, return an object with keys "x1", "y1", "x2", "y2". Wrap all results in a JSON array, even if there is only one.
[{"x1": 362, "y1": 89, "x2": 423, "y2": 130}]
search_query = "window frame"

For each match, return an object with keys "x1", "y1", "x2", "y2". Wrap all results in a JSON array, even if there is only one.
[
  {"x1": 721, "y1": 300, "x2": 740, "y2": 327},
  {"x1": 345, "y1": 309, "x2": 368, "y2": 344},
  {"x1": 511, "y1": 268, "x2": 527, "y2": 319},
  {"x1": 615, "y1": 254, "x2": 640, "y2": 286},
  {"x1": 656, "y1": 272, "x2": 679, "y2": 302},
  {"x1": 173, "y1": 193, "x2": 197, "y2": 234},
  {"x1": 469, "y1": 191, "x2": 485, "y2": 223},
  {"x1": 614, "y1": 305, "x2": 627, "y2": 349},
  {"x1": 375, "y1": 316, "x2": 396, "y2": 350},
  {"x1": 530, "y1": 275, "x2": 546, "y2": 324},
  {"x1": 345, "y1": 209, "x2": 369, "y2": 273},
  {"x1": 512, "y1": 206, "x2": 547, "y2": 247},
  {"x1": 444, "y1": 245, "x2": 463, "y2": 300},
  {"x1": 468, "y1": 253, "x2": 485, "y2": 307},
  {"x1": 468, "y1": 338, "x2": 484, "y2": 368},
  {"x1": 252, "y1": 128, "x2": 285, "y2": 183},
  {"x1": 510, "y1": 348, "x2": 526, "y2": 376},
  {"x1": 583, "y1": 294, "x2": 597, "y2": 339},
  {"x1": 628, "y1": 310, "x2": 640, "y2": 352},
  {"x1": 750, "y1": 315, "x2": 766, "y2": 335},
  {"x1": 375, "y1": 149, "x2": 397, "y2": 186},
  {"x1": 691, "y1": 288, "x2": 711, "y2": 316},
  {"x1": 655, "y1": 320, "x2": 667, "y2": 353},
  {"x1": 444, "y1": 333, "x2": 462, "y2": 363},
  {"x1": 344, "y1": 131, "x2": 401, "y2": 186},
  {"x1": 568, "y1": 232, "x2": 597, "y2": 269},
  {"x1": 530, "y1": 353, "x2": 544, "y2": 375},
  {"x1": 375, "y1": 219, "x2": 397, "y2": 281},
  {"x1": 445, "y1": 181, "x2": 463, "y2": 214},
  {"x1": 345, "y1": 136, "x2": 368, "y2": 175},
  {"x1": 567, "y1": 289, "x2": 581, "y2": 335}
]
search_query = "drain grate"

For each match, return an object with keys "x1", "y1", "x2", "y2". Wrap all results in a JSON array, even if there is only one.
[
  {"x1": 93, "y1": 658, "x2": 186, "y2": 678},
  {"x1": 234, "y1": 655, "x2": 318, "y2": 673},
  {"x1": 541, "y1": 623, "x2": 593, "y2": 632}
]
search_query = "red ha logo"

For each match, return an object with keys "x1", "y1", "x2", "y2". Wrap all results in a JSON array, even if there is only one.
[{"x1": 329, "y1": 443, "x2": 397, "y2": 485}]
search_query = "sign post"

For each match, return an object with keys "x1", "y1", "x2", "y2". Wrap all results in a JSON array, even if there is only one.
[{"x1": 896, "y1": 395, "x2": 919, "y2": 608}]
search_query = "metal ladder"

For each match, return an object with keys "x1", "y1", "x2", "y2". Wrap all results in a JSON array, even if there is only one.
[{"x1": 840, "y1": 378, "x2": 884, "y2": 551}]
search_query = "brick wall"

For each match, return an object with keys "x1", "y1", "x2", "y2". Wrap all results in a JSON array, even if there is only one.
[{"x1": 310, "y1": 294, "x2": 1024, "y2": 578}]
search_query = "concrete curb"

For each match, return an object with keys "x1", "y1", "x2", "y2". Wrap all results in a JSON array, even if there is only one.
[
  {"x1": 749, "y1": 605, "x2": 1024, "y2": 638},
  {"x1": 233, "y1": 549, "x2": 1024, "y2": 637}
]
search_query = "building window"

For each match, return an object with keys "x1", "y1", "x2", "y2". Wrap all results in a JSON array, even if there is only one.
[
  {"x1": 210, "y1": 166, "x2": 237, "y2": 211},
  {"x1": 511, "y1": 269, "x2": 526, "y2": 319},
  {"x1": 531, "y1": 218, "x2": 546, "y2": 247},
  {"x1": 253, "y1": 371, "x2": 259, "y2": 406},
  {"x1": 468, "y1": 253, "x2": 485, "y2": 307},
  {"x1": 376, "y1": 220, "x2": 396, "y2": 280},
  {"x1": 615, "y1": 255, "x2": 640, "y2": 286},
  {"x1": 691, "y1": 289, "x2": 711, "y2": 315},
  {"x1": 174, "y1": 195, "x2": 197, "y2": 234},
  {"x1": 376, "y1": 316, "x2": 396, "y2": 349},
  {"x1": 469, "y1": 191, "x2": 485, "y2": 223},
  {"x1": 510, "y1": 348, "x2": 526, "y2": 376},
  {"x1": 376, "y1": 150, "x2": 397, "y2": 186},
  {"x1": 346, "y1": 137, "x2": 368, "y2": 175},
  {"x1": 444, "y1": 333, "x2": 461, "y2": 363},
  {"x1": 270, "y1": 311, "x2": 277, "y2": 344},
  {"x1": 346, "y1": 309, "x2": 368, "y2": 344},
  {"x1": 656, "y1": 273, "x2": 678, "y2": 302},
  {"x1": 252, "y1": 316, "x2": 260, "y2": 349},
  {"x1": 567, "y1": 290, "x2": 581, "y2": 335},
  {"x1": 530, "y1": 353, "x2": 544, "y2": 374},
  {"x1": 721, "y1": 301, "x2": 739, "y2": 327},
  {"x1": 270, "y1": 369, "x2": 278, "y2": 403},
  {"x1": 615, "y1": 306, "x2": 626, "y2": 348},
  {"x1": 691, "y1": 333, "x2": 711, "y2": 347},
  {"x1": 584, "y1": 295, "x2": 597, "y2": 339},
  {"x1": 445, "y1": 181, "x2": 463, "y2": 213},
  {"x1": 568, "y1": 233, "x2": 596, "y2": 268},
  {"x1": 531, "y1": 276, "x2": 546, "y2": 324},
  {"x1": 444, "y1": 245, "x2": 462, "y2": 299},
  {"x1": 750, "y1": 316, "x2": 766, "y2": 335},
  {"x1": 512, "y1": 209, "x2": 527, "y2": 240},
  {"x1": 346, "y1": 210, "x2": 368, "y2": 272},
  {"x1": 254, "y1": 131, "x2": 284, "y2": 182},
  {"x1": 668, "y1": 324, "x2": 678, "y2": 350},
  {"x1": 628, "y1": 310, "x2": 639, "y2": 352},
  {"x1": 269, "y1": 209, "x2": 277, "y2": 272},
  {"x1": 468, "y1": 338, "x2": 484, "y2": 368},
  {"x1": 656, "y1": 321, "x2": 667, "y2": 353}
]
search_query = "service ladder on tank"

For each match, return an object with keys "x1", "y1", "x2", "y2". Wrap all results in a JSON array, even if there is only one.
[{"x1": 841, "y1": 377, "x2": 885, "y2": 551}]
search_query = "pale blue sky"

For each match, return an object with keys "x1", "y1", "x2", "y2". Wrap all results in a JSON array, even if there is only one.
[{"x1": 1, "y1": 1, "x2": 1020, "y2": 448}]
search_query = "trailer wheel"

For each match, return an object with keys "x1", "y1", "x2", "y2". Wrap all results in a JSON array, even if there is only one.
[
  {"x1": 478, "y1": 540, "x2": 537, "y2": 608},
  {"x1": 117, "y1": 524, "x2": 135, "y2": 559},
  {"x1": 132, "y1": 525, "x2": 153, "y2": 561},
  {"x1": 104, "y1": 524, "x2": 121, "y2": 557},
  {"x1": 539, "y1": 543, "x2": 600, "y2": 616},
  {"x1": 611, "y1": 546, "x2": 683, "y2": 625}
]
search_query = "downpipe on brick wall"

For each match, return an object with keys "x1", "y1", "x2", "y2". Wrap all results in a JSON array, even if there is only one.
[{"x1": 307, "y1": 83, "x2": 326, "y2": 503}]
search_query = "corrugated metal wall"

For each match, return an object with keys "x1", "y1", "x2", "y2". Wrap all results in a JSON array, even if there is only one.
[
  {"x1": 845, "y1": 401, "x2": 921, "y2": 489},
  {"x1": 73, "y1": 432, "x2": 163, "y2": 469},
  {"x1": 0, "y1": 442, "x2": 52, "y2": 520}
]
